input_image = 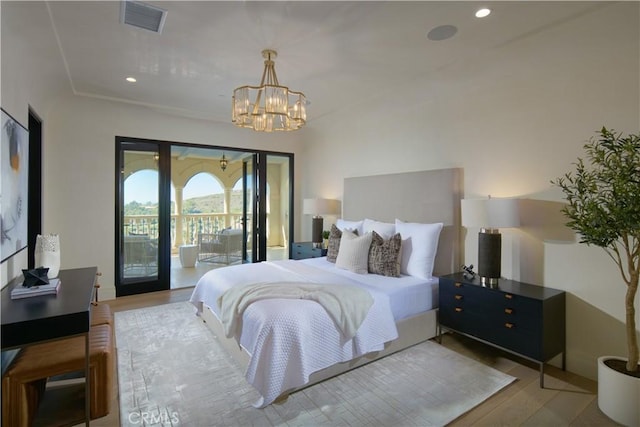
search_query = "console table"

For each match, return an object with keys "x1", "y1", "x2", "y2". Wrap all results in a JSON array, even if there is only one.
[
  {"x1": 1, "y1": 266, "x2": 97, "y2": 425},
  {"x1": 438, "y1": 272, "x2": 566, "y2": 387}
]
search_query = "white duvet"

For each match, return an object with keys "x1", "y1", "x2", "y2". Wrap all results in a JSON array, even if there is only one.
[{"x1": 189, "y1": 260, "x2": 398, "y2": 407}]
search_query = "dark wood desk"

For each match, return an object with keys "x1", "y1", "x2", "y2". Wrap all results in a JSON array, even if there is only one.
[{"x1": 1, "y1": 266, "x2": 97, "y2": 425}]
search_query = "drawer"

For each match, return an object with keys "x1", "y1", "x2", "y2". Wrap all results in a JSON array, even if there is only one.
[
  {"x1": 439, "y1": 304, "x2": 494, "y2": 339},
  {"x1": 490, "y1": 324, "x2": 541, "y2": 360},
  {"x1": 439, "y1": 279, "x2": 497, "y2": 315}
]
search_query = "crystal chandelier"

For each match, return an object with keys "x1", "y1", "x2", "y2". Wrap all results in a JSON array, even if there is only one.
[{"x1": 232, "y1": 50, "x2": 306, "y2": 132}]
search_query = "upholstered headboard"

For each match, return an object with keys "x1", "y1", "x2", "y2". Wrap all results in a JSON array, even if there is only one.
[{"x1": 343, "y1": 168, "x2": 462, "y2": 276}]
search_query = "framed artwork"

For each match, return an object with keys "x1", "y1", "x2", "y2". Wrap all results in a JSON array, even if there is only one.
[{"x1": 1, "y1": 108, "x2": 29, "y2": 263}]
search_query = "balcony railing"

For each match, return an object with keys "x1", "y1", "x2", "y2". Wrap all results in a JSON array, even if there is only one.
[{"x1": 124, "y1": 213, "x2": 249, "y2": 251}]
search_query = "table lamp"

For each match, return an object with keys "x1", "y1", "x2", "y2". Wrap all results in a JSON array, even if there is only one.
[
  {"x1": 303, "y1": 198, "x2": 341, "y2": 248},
  {"x1": 461, "y1": 197, "x2": 520, "y2": 286}
]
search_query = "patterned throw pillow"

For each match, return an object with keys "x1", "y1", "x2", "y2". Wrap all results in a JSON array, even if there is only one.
[
  {"x1": 368, "y1": 231, "x2": 402, "y2": 277},
  {"x1": 326, "y1": 224, "x2": 342, "y2": 263}
]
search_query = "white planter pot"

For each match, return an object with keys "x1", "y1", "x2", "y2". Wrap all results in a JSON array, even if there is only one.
[{"x1": 597, "y1": 356, "x2": 640, "y2": 426}]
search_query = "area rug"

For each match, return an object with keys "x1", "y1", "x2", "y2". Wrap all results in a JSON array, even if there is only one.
[{"x1": 115, "y1": 302, "x2": 515, "y2": 426}]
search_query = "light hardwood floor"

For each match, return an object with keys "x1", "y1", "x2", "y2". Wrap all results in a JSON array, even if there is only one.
[{"x1": 88, "y1": 288, "x2": 619, "y2": 427}]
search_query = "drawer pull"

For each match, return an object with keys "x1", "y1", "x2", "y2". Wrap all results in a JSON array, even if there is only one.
[
  {"x1": 455, "y1": 282, "x2": 462, "y2": 288},
  {"x1": 504, "y1": 308, "x2": 513, "y2": 315},
  {"x1": 505, "y1": 322, "x2": 514, "y2": 329},
  {"x1": 454, "y1": 295, "x2": 463, "y2": 300},
  {"x1": 504, "y1": 294, "x2": 513, "y2": 300},
  {"x1": 454, "y1": 307, "x2": 463, "y2": 313}
]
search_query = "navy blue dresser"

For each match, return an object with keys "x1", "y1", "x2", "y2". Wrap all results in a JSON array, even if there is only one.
[{"x1": 438, "y1": 272, "x2": 566, "y2": 387}]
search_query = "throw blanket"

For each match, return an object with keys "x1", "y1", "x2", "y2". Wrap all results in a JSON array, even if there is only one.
[{"x1": 218, "y1": 282, "x2": 374, "y2": 341}]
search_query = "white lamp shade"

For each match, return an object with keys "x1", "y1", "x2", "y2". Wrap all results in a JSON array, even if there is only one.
[
  {"x1": 461, "y1": 199, "x2": 489, "y2": 228},
  {"x1": 461, "y1": 198, "x2": 520, "y2": 228},
  {"x1": 487, "y1": 198, "x2": 520, "y2": 228},
  {"x1": 303, "y1": 198, "x2": 341, "y2": 216}
]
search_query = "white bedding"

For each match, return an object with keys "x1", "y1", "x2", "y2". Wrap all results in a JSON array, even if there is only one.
[
  {"x1": 299, "y1": 257, "x2": 439, "y2": 321},
  {"x1": 189, "y1": 259, "x2": 400, "y2": 407}
]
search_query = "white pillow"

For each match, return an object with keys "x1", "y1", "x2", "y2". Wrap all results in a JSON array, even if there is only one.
[
  {"x1": 336, "y1": 219, "x2": 364, "y2": 236},
  {"x1": 395, "y1": 219, "x2": 443, "y2": 279},
  {"x1": 363, "y1": 218, "x2": 396, "y2": 239},
  {"x1": 335, "y1": 231, "x2": 373, "y2": 274}
]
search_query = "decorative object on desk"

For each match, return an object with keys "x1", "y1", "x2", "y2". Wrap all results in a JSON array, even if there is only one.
[
  {"x1": 461, "y1": 197, "x2": 520, "y2": 286},
  {"x1": 1, "y1": 108, "x2": 29, "y2": 263},
  {"x1": 34, "y1": 233, "x2": 61, "y2": 278},
  {"x1": 461, "y1": 264, "x2": 476, "y2": 280},
  {"x1": 303, "y1": 198, "x2": 341, "y2": 248},
  {"x1": 232, "y1": 49, "x2": 306, "y2": 132},
  {"x1": 11, "y1": 277, "x2": 60, "y2": 299},
  {"x1": 22, "y1": 267, "x2": 49, "y2": 287},
  {"x1": 552, "y1": 127, "x2": 640, "y2": 426}
]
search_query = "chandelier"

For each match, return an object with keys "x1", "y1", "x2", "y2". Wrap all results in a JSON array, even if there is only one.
[{"x1": 232, "y1": 49, "x2": 306, "y2": 132}]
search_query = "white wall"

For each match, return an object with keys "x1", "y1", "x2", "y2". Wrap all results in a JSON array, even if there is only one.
[
  {"x1": 1, "y1": 1, "x2": 70, "y2": 285},
  {"x1": 300, "y1": 2, "x2": 639, "y2": 380}
]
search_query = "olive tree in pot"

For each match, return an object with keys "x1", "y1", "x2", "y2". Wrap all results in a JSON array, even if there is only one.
[{"x1": 553, "y1": 127, "x2": 639, "y2": 426}]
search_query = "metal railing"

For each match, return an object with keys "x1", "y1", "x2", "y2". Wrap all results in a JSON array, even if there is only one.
[{"x1": 123, "y1": 213, "x2": 249, "y2": 250}]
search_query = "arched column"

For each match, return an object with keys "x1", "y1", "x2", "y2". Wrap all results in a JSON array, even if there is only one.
[
  {"x1": 175, "y1": 186, "x2": 184, "y2": 247},
  {"x1": 224, "y1": 186, "x2": 232, "y2": 228}
]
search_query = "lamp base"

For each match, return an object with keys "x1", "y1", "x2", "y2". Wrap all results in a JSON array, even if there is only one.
[
  {"x1": 478, "y1": 228, "x2": 501, "y2": 285},
  {"x1": 312, "y1": 216, "x2": 323, "y2": 247}
]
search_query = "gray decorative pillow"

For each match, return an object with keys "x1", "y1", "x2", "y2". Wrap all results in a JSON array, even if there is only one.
[
  {"x1": 368, "y1": 231, "x2": 402, "y2": 277},
  {"x1": 327, "y1": 224, "x2": 359, "y2": 263}
]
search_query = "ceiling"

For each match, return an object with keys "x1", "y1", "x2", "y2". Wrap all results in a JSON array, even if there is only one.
[{"x1": 45, "y1": 1, "x2": 605, "y2": 126}]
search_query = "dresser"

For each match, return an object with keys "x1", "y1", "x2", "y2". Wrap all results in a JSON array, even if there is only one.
[
  {"x1": 291, "y1": 242, "x2": 327, "y2": 260},
  {"x1": 438, "y1": 272, "x2": 566, "y2": 387}
]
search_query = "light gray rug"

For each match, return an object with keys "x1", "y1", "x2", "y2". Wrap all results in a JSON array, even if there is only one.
[{"x1": 115, "y1": 302, "x2": 515, "y2": 426}]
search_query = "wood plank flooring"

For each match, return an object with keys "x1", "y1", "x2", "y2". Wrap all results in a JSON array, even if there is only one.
[{"x1": 86, "y1": 288, "x2": 618, "y2": 426}]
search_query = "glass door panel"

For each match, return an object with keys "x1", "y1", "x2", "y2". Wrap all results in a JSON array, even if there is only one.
[{"x1": 116, "y1": 139, "x2": 169, "y2": 296}]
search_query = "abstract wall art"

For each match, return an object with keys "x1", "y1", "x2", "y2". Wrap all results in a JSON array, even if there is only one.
[{"x1": 1, "y1": 108, "x2": 29, "y2": 262}]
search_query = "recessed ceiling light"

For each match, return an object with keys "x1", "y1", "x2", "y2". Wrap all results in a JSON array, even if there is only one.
[
  {"x1": 475, "y1": 8, "x2": 491, "y2": 18},
  {"x1": 126, "y1": 77, "x2": 137, "y2": 83}
]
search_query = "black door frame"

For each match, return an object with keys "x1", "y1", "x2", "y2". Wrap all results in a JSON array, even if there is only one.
[{"x1": 28, "y1": 108, "x2": 43, "y2": 269}]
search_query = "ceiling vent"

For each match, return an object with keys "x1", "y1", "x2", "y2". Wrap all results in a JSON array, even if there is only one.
[{"x1": 120, "y1": 1, "x2": 167, "y2": 33}]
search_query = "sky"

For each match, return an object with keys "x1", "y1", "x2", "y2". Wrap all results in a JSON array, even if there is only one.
[{"x1": 125, "y1": 170, "x2": 234, "y2": 204}]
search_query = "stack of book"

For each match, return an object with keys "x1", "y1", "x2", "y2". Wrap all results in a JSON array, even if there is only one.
[{"x1": 10, "y1": 278, "x2": 61, "y2": 299}]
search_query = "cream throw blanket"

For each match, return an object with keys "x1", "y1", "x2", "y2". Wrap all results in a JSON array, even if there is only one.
[{"x1": 218, "y1": 282, "x2": 374, "y2": 341}]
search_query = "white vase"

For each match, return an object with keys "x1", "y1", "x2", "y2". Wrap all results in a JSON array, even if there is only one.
[
  {"x1": 34, "y1": 234, "x2": 61, "y2": 278},
  {"x1": 597, "y1": 356, "x2": 640, "y2": 426}
]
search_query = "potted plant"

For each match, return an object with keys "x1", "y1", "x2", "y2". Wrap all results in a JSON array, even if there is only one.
[
  {"x1": 322, "y1": 230, "x2": 331, "y2": 249},
  {"x1": 552, "y1": 127, "x2": 639, "y2": 426}
]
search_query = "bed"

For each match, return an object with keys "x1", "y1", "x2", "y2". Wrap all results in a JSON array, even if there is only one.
[{"x1": 189, "y1": 168, "x2": 462, "y2": 407}]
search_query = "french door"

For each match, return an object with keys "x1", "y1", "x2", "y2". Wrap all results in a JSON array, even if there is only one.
[
  {"x1": 115, "y1": 138, "x2": 293, "y2": 296},
  {"x1": 115, "y1": 138, "x2": 170, "y2": 296}
]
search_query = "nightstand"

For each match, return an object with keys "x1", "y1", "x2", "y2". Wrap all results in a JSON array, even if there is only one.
[
  {"x1": 438, "y1": 272, "x2": 566, "y2": 387},
  {"x1": 291, "y1": 242, "x2": 327, "y2": 260}
]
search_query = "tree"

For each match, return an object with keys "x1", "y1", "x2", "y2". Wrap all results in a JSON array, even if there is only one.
[{"x1": 552, "y1": 127, "x2": 640, "y2": 372}]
